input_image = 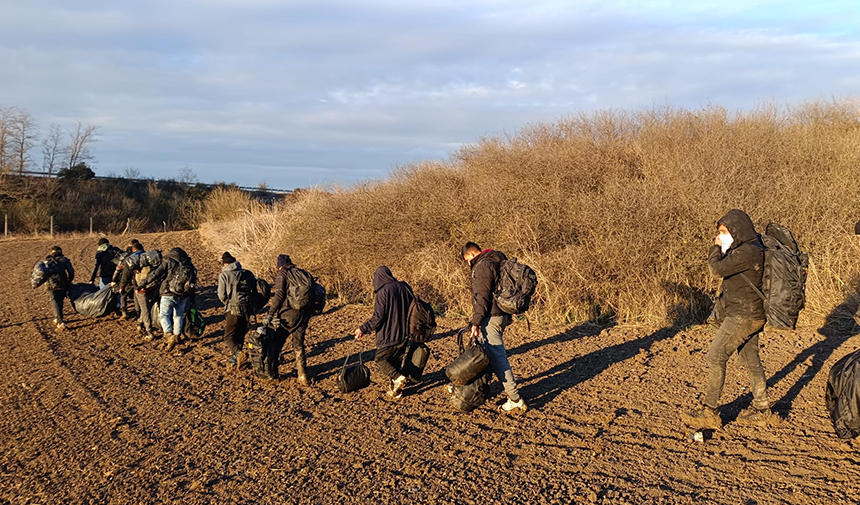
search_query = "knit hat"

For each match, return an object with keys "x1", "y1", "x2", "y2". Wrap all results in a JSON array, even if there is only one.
[
  {"x1": 97, "y1": 237, "x2": 109, "y2": 246},
  {"x1": 221, "y1": 251, "x2": 236, "y2": 264},
  {"x1": 277, "y1": 254, "x2": 291, "y2": 269}
]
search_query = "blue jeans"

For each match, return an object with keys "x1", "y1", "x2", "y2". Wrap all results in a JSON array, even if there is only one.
[
  {"x1": 160, "y1": 295, "x2": 189, "y2": 335},
  {"x1": 98, "y1": 277, "x2": 112, "y2": 289},
  {"x1": 478, "y1": 315, "x2": 521, "y2": 402}
]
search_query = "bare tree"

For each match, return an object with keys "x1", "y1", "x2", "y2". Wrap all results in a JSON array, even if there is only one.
[
  {"x1": 42, "y1": 123, "x2": 64, "y2": 175},
  {"x1": 0, "y1": 106, "x2": 17, "y2": 174},
  {"x1": 66, "y1": 121, "x2": 99, "y2": 169},
  {"x1": 178, "y1": 165, "x2": 198, "y2": 184},
  {"x1": 10, "y1": 109, "x2": 37, "y2": 174},
  {"x1": 123, "y1": 166, "x2": 141, "y2": 179}
]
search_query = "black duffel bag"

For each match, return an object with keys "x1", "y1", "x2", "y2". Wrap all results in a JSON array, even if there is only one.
[
  {"x1": 826, "y1": 349, "x2": 860, "y2": 439},
  {"x1": 451, "y1": 371, "x2": 493, "y2": 412},
  {"x1": 337, "y1": 344, "x2": 371, "y2": 393},
  {"x1": 71, "y1": 285, "x2": 116, "y2": 318},
  {"x1": 402, "y1": 341, "x2": 431, "y2": 384},
  {"x1": 445, "y1": 327, "x2": 489, "y2": 386},
  {"x1": 247, "y1": 325, "x2": 282, "y2": 380}
]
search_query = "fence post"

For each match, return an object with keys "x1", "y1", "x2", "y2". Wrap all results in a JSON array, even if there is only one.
[
  {"x1": 163, "y1": 221, "x2": 167, "y2": 233},
  {"x1": 50, "y1": 216, "x2": 54, "y2": 238},
  {"x1": 90, "y1": 216, "x2": 93, "y2": 236},
  {"x1": 122, "y1": 218, "x2": 130, "y2": 236},
  {"x1": 4, "y1": 214, "x2": 7, "y2": 238}
]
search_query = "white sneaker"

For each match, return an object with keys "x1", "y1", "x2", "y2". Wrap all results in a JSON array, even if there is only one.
[
  {"x1": 388, "y1": 375, "x2": 407, "y2": 399},
  {"x1": 499, "y1": 398, "x2": 528, "y2": 414}
]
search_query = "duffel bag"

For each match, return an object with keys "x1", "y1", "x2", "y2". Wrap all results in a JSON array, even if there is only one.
[
  {"x1": 337, "y1": 344, "x2": 371, "y2": 393},
  {"x1": 445, "y1": 327, "x2": 489, "y2": 386},
  {"x1": 402, "y1": 341, "x2": 431, "y2": 384},
  {"x1": 450, "y1": 371, "x2": 493, "y2": 413},
  {"x1": 71, "y1": 285, "x2": 116, "y2": 318}
]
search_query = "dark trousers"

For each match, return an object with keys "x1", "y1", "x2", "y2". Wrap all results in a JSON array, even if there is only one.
[
  {"x1": 276, "y1": 308, "x2": 311, "y2": 353},
  {"x1": 134, "y1": 289, "x2": 158, "y2": 332},
  {"x1": 225, "y1": 313, "x2": 249, "y2": 354},
  {"x1": 120, "y1": 289, "x2": 135, "y2": 315},
  {"x1": 375, "y1": 340, "x2": 407, "y2": 380},
  {"x1": 49, "y1": 289, "x2": 66, "y2": 323},
  {"x1": 704, "y1": 316, "x2": 769, "y2": 410}
]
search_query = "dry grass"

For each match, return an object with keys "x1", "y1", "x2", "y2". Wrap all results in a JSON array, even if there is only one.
[{"x1": 201, "y1": 100, "x2": 860, "y2": 327}]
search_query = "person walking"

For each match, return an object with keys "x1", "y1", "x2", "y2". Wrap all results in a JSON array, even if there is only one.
[
  {"x1": 118, "y1": 242, "x2": 158, "y2": 342},
  {"x1": 461, "y1": 241, "x2": 527, "y2": 414},
  {"x1": 143, "y1": 247, "x2": 197, "y2": 352},
  {"x1": 262, "y1": 254, "x2": 313, "y2": 385},
  {"x1": 217, "y1": 252, "x2": 251, "y2": 368},
  {"x1": 44, "y1": 246, "x2": 74, "y2": 331},
  {"x1": 111, "y1": 239, "x2": 140, "y2": 320},
  {"x1": 354, "y1": 266, "x2": 414, "y2": 399},
  {"x1": 682, "y1": 209, "x2": 772, "y2": 428},
  {"x1": 89, "y1": 238, "x2": 120, "y2": 289}
]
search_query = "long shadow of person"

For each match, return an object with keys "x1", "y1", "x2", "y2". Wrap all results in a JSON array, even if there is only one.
[
  {"x1": 517, "y1": 282, "x2": 711, "y2": 410},
  {"x1": 726, "y1": 291, "x2": 860, "y2": 419}
]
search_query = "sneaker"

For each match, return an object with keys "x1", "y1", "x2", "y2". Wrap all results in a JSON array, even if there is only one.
[
  {"x1": 737, "y1": 407, "x2": 773, "y2": 425},
  {"x1": 445, "y1": 384, "x2": 454, "y2": 395},
  {"x1": 387, "y1": 375, "x2": 408, "y2": 399},
  {"x1": 499, "y1": 398, "x2": 528, "y2": 414},
  {"x1": 56, "y1": 322, "x2": 66, "y2": 331},
  {"x1": 142, "y1": 331, "x2": 155, "y2": 342},
  {"x1": 52, "y1": 318, "x2": 58, "y2": 325},
  {"x1": 680, "y1": 405, "x2": 722, "y2": 429}
]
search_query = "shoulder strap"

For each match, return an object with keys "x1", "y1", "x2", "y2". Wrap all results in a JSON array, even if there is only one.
[
  {"x1": 342, "y1": 341, "x2": 364, "y2": 371},
  {"x1": 739, "y1": 273, "x2": 767, "y2": 303}
]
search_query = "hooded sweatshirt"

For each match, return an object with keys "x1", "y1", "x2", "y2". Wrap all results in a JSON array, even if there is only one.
[
  {"x1": 359, "y1": 266, "x2": 415, "y2": 348},
  {"x1": 217, "y1": 261, "x2": 245, "y2": 315},
  {"x1": 91, "y1": 243, "x2": 119, "y2": 282},
  {"x1": 143, "y1": 247, "x2": 197, "y2": 298},
  {"x1": 469, "y1": 249, "x2": 508, "y2": 326},
  {"x1": 708, "y1": 209, "x2": 766, "y2": 319}
]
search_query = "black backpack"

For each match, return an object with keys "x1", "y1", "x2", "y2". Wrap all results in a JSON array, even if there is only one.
[
  {"x1": 408, "y1": 297, "x2": 436, "y2": 343},
  {"x1": 741, "y1": 223, "x2": 809, "y2": 330},
  {"x1": 235, "y1": 268, "x2": 259, "y2": 315},
  {"x1": 246, "y1": 325, "x2": 283, "y2": 380},
  {"x1": 309, "y1": 280, "x2": 326, "y2": 315},
  {"x1": 167, "y1": 258, "x2": 196, "y2": 296},
  {"x1": 826, "y1": 349, "x2": 860, "y2": 439},
  {"x1": 43, "y1": 256, "x2": 69, "y2": 291},
  {"x1": 285, "y1": 266, "x2": 314, "y2": 310},
  {"x1": 494, "y1": 258, "x2": 538, "y2": 315}
]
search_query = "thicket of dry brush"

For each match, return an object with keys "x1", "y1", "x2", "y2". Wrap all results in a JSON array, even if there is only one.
[{"x1": 201, "y1": 101, "x2": 860, "y2": 327}]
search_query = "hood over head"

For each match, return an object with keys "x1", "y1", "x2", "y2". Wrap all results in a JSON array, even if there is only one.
[
  {"x1": 372, "y1": 266, "x2": 398, "y2": 293},
  {"x1": 166, "y1": 247, "x2": 189, "y2": 262},
  {"x1": 717, "y1": 209, "x2": 758, "y2": 247}
]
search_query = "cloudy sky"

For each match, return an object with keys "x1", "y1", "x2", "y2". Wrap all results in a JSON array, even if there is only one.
[{"x1": 1, "y1": 0, "x2": 858, "y2": 189}]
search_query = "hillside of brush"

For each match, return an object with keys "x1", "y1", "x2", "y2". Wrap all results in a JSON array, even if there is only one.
[{"x1": 201, "y1": 101, "x2": 860, "y2": 326}]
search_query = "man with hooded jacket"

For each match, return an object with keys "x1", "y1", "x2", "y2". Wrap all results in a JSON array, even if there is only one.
[
  {"x1": 462, "y1": 242, "x2": 527, "y2": 414},
  {"x1": 682, "y1": 209, "x2": 773, "y2": 427},
  {"x1": 354, "y1": 266, "x2": 415, "y2": 399},
  {"x1": 263, "y1": 254, "x2": 313, "y2": 385},
  {"x1": 142, "y1": 247, "x2": 197, "y2": 352}
]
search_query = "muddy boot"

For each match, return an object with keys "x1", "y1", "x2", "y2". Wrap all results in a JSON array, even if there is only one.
[
  {"x1": 737, "y1": 407, "x2": 774, "y2": 426},
  {"x1": 142, "y1": 329, "x2": 155, "y2": 342},
  {"x1": 680, "y1": 404, "x2": 722, "y2": 429},
  {"x1": 163, "y1": 333, "x2": 178, "y2": 352},
  {"x1": 295, "y1": 350, "x2": 309, "y2": 386}
]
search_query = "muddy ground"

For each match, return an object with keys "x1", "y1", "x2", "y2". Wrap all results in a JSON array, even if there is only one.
[{"x1": 2, "y1": 231, "x2": 860, "y2": 504}]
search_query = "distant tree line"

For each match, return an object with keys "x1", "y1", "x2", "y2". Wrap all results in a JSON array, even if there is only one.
[{"x1": 0, "y1": 106, "x2": 98, "y2": 176}]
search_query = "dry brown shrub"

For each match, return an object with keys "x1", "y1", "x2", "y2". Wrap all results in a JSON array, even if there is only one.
[{"x1": 202, "y1": 100, "x2": 860, "y2": 327}]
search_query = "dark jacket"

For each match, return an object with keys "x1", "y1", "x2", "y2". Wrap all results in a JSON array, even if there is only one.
[
  {"x1": 267, "y1": 262, "x2": 312, "y2": 329},
  {"x1": 143, "y1": 247, "x2": 197, "y2": 298},
  {"x1": 469, "y1": 249, "x2": 507, "y2": 326},
  {"x1": 90, "y1": 245, "x2": 119, "y2": 282},
  {"x1": 118, "y1": 250, "x2": 146, "y2": 292},
  {"x1": 709, "y1": 209, "x2": 766, "y2": 319},
  {"x1": 217, "y1": 261, "x2": 244, "y2": 315},
  {"x1": 47, "y1": 252, "x2": 75, "y2": 291},
  {"x1": 360, "y1": 266, "x2": 415, "y2": 349},
  {"x1": 111, "y1": 249, "x2": 131, "y2": 286}
]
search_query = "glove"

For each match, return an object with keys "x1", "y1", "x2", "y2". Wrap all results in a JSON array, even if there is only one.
[{"x1": 262, "y1": 316, "x2": 272, "y2": 328}]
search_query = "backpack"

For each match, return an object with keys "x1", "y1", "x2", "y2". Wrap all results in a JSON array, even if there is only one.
[
  {"x1": 285, "y1": 266, "x2": 314, "y2": 310},
  {"x1": 141, "y1": 249, "x2": 162, "y2": 268},
  {"x1": 134, "y1": 266, "x2": 152, "y2": 289},
  {"x1": 167, "y1": 258, "x2": 196, "y2": 296},
  {"x1": 309, "y1": 281, "x2": 326, "y2": 315},
  {"x1": 408, "y1": 297, "x2": 436, "y2": 343},
  {"x1": 234, "y1": 268, "x2": 259, "y2": 315},
  {"x1": 494, "y1": 258, "x2": 538, "y2": 315},
  {"x1": 187, "y1": 307, "x2": 206, "y2": 337},
  {"x1": 43, "y1": 256, "x2": 69, "y2": 291},
  {"x1": 256, "y1": 278, "x2": 272, "y2": 308},
  {"x1": 246, "y1": 325, "x2": 283, "y2": 379},
  {"x1": 741, "y1": 223, "x2": 809, "y2": 330},
  {"x1": 31, "y1": 259, "x2": 61, "y2": 289}
]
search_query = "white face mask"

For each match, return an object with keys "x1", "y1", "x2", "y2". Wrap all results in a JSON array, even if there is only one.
[{"x1": 719, "y1": 232, "x2": 734, "y2": 254}]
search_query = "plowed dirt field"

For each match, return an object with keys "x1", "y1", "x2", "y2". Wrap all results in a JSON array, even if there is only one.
[{"x1": 2, "y1": 231, "x2": 860, "y2": 504}]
